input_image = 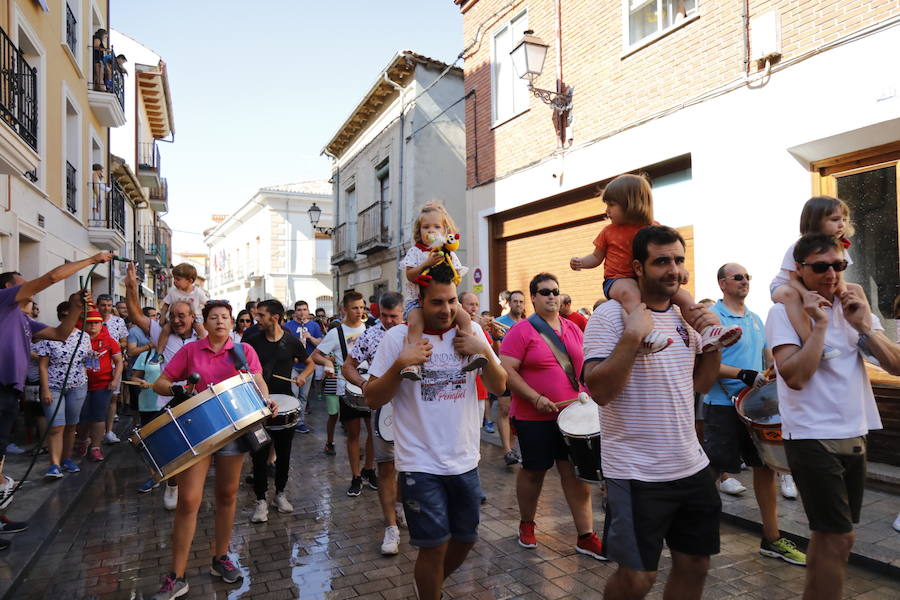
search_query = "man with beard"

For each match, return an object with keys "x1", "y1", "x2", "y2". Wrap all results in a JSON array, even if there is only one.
[{"x1": 583, "y1": 225, "x2": 722, "y2": 600}]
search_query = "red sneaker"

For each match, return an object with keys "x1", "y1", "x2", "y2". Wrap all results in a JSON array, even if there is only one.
[
  {"x1": 74, "y1": 441, "x2": 88, "y2": 458},
  {"x1": 575, "y1": 532, "x2": 608, "y2": 561},
  {"x1": 88, "y1": 447, "x2": 104, "y2": 462},
  {"x1": 518, "y1": 521, "x2": 537, "y2": 549}
]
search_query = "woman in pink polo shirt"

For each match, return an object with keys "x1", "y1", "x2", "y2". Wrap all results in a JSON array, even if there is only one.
[{"x1": 150, "y1": 300, "x2": 274, "y2": 599}]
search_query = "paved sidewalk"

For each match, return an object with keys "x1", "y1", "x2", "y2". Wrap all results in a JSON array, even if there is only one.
[{"x1": 7, "y1": 405, "x2": 900, "y2": 599}]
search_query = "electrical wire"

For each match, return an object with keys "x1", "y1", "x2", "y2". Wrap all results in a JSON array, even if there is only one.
[{"x1": 5, "y1": 264, "x2": 101, "y2": 503}]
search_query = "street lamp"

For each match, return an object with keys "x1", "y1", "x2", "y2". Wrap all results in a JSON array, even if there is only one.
[
  {"x1": 307, "y1": 202, "x2": 333, "y2": 235},
  {"x1": 510, "y1": 29, "x2": 574, "y2": 145}
]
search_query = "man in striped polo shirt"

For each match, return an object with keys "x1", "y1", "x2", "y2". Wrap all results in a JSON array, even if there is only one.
[{"x1": 583, "y1": 225, "x2": 722, "y2": 600}]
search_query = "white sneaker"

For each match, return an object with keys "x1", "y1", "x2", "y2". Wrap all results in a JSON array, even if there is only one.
[
  {"x1": 381, "y1": 525, "x2": 400, "y2": 555},
  {"x1": 0, "y1": 475, "x2": 17, "y2": 510},
  {"x1": 163, "y1": 484, "x2": 178, "y2": 510},
  {"x1": 395, "y1": 502, "x2": 407, "y2": 529},
  {"x1": 5, "y1": 443, "x2": 25, "y2": 455},
  {"x1": 719, "y1": 477, "x2": 746, "y2": 495},
  {"x1": 780, "y1": 474, "x2": 798, "y2": 500},
  {"x1": 637, "y1": 330, "x2": 673, "y2": 355},
  {"x1": 893, "y1": 513, "x2": 900, "y2": 532},
  {"x1": 700, "y1": 325, "x2": 742, "y2": 352},
  {"x1": 251, "y1": 499, "x2": 269, "y2": 523},
  {"x1": 103, "y1": 431, "x2": 121, "y2": 444},
  {"x1": 273, "y1": 492, "x2": 293, "y2": 513}
]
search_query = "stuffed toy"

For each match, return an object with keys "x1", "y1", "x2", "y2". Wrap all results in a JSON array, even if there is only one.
[{"x1": 415, "y1": 232, "x2": 467, "y2": 286}]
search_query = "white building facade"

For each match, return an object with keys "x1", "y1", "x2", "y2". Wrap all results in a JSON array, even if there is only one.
[
  {"x1": 322, "y1": 51, "x2": 467, "y2": 302},
  {"x1": 205, "y1": 181, "x2": 334, "y2": 313}
]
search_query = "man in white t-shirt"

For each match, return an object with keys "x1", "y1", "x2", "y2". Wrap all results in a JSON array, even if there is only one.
[
  {"x1": 125, "y1": 262, "x2": 198, "y2": 509},
  {"x1": 582, "y1": 225, "x2": 722, "y2": 600},
  {"x1": 765, "y1": 233, "x2": 900, "y2": 600},
  {"x1": 311, "y1": 291, "x2": 372, "y2": 496},
  {"x1": 366, "y1": 262, "x2": 507, "y2": 600}
]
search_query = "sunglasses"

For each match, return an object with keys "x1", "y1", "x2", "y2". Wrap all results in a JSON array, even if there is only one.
[
  {"x1": 800, "y1": 260, "x2": 848, "y2": 274},
  {"x1": 207, "y1": 299, "x2": 232, "y2": 307},
  {"x1": 536, "y1": 288, "x2": 560, "y2": 297},
  {"x1": 719, "y1": 274, "x2": 751, "y2": 282}
]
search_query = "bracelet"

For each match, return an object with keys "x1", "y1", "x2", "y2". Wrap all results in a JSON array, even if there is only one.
[{"x1": 533, "y1": 394, "x2": 544, "y2": 406}]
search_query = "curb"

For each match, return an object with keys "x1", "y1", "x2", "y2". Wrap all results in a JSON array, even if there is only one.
[{"x1": 0, "y1": 417, "x2": 134, "y2": 600}]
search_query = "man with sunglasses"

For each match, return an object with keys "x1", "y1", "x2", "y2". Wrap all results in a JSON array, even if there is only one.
[
  {"x1": 766, "y1": 233, "x2": 900, "y2": 600},
  {"x1": 500, "y1": 274, "x2": 605, "y2": 560},
  {"x1": 705, "y1": 263, "x2": 806, "y2": 566}
]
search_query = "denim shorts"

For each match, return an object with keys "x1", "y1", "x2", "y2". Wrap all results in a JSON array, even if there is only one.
[
  {"x1": 43, "y1": 386, "x2": 88, "y2": 427},
  {"x1": 80, "y1": 389, "x2": 113, "y2": 423},
  {"x1": 602, "y1": 276, "x2": 637, "y2": 299},
  {"x1": 400, "y1": 468, "x2": 482, "y2": 548},
  {"x1": 215, "y1": 440, "x2": 243, "y2": 456},
  {"x1": 403, "y1": 298, "x2": 421, "y2": 321}
]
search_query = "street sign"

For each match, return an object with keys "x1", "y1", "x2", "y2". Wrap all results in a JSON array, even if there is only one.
[
  {"x1": 473, "y1": 284, "x2": 483, "y2": 293},
  {"x1": 473, "y1": 268, "x2": 482, "y2": 284}
]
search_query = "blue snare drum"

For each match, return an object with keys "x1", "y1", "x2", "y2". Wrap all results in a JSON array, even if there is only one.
[{"x1": 129, "y1": 372, "x2": 271, "y2": 482}]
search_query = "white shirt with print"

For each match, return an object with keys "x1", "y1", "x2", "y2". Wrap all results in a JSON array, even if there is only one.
[{"x1": 368, "y1": 322, "x2": 492, "y2": 476}]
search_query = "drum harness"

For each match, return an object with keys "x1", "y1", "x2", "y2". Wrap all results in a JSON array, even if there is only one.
[{"x1": 527, "y1": 314, "x2": 580, "y2": 394}]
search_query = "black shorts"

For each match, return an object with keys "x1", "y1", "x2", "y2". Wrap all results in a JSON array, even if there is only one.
[
  {"x1": 784, "y1": 438, "x2": 867, "y2": 533},
  {"x1": 702, "y1": 404, "x2": 764, "y2": 474},
  {"x1": 512, "y1": 418, "x2": 569, "y2": 471},
  {"x1": 602, "y1": 467, "x2": 721, "y2": 571},
  {"x1": 339, "y1": 397, "x2": 371, "y2": 422}
]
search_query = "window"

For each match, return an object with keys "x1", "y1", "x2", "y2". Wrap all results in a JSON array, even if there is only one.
[
  {"x1": 626, "y1": 0, "x2": 697, "y2": 47},
  {"x1": 343, "y1": 185, "x2": 356, "y2": 224},
  {"x1": 492, "y1": 11, "x2": 529, "y2": 124},
  {"x1": 376, "y1": 159, "x2": 391, "y2": 243},
  {"x1": 315, "y1": 237, "x2": 331, "y2": 274}
]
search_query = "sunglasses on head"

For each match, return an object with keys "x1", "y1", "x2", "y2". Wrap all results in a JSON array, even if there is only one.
[
  {"x1": 207, "y1": 299, "x2": 231, "y2": 307},
  {"x1": 800, "y1": 260, "x2": 848, "y2": 274},
  {"x1": 536, "y1": 288, "x2": 560, "y2": 296},
  {"x1": 719, "y1": 274, "x2": 751, "y2": 282}
]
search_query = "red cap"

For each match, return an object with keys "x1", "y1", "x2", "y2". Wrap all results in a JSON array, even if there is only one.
[{"x1": 84, "y1": 310, "x2": 103, "y2": 323}]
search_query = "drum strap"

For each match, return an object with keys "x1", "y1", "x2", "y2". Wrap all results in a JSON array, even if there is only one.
[
  {"x1": 336, "y1": 326, "x2": 349, "y2": 361},
  {"x1": 527, "y1": 314, "x2": 579, "y2": 392},
  {"x1": 229, "y1": 341, "x2": 250, "y2": 372}
]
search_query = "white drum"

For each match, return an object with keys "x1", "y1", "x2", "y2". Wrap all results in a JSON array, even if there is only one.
[
  {"x1": 375, "y1": 402, "x2": 394, "y2": 443},
  {"x1": 265, "y1": 394, "x2": 301, "y2": 430},
  {"x1": 556, "y1": 394, "x2": 602, "y2": 484}
]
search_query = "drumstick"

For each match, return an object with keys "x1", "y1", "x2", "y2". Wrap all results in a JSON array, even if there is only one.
[
  {"x1": 272, "y1": 374, "x2": 295, "y2": 383},
  {"x1": 121, "y1": 380, "x2": 147, "y2": 387}
]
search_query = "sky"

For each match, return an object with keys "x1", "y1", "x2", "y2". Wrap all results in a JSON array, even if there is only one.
[{"x1": 112, "y1": 0, "x2": 463, "y2": 255}]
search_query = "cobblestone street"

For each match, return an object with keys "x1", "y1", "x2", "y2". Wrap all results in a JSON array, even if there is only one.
[{"x1": 9, "y1": 406, "x2": 900, "y2": 599}]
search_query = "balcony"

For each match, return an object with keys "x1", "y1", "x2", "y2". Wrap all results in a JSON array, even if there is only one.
[
  {"x1": 148, "y1": 177, "x2": 167, "y2": 212},
  {"x1": 130, "y1": 242, "x2": 146, "y2": 282},
  {"x1": 356, "y1": 201, "x2": 390, "y2": 254},
  {"x1": 0, "y1": 25, "x2": 39, "y2": 175},
  {"x1": 87, "y1": 182, "x2": 126, "y2": 251},
  {"x1": 331, "y1": 222, "x2": 353, "y2": 265},
  {"x1": 137, "y1": 141, "x2": 160, "y2": 187},
  {"x1": 138, "y1": 223, "x2": 169, "y2": 267},
  {"x1": 87, "y1": 44, "x2": 126, "y2": 128},
  {"x1": 65, "y1": 161, "x2": 77, "y2": 214}
]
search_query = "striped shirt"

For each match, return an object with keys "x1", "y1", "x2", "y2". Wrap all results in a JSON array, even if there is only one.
[{"x1": 583, "y1": 300, "x2": 708, "y2": 482}]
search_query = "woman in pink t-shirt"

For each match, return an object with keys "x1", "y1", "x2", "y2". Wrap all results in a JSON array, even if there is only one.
[{"x1": 150, "y1": 300, "x2": 274, "y2": 598}]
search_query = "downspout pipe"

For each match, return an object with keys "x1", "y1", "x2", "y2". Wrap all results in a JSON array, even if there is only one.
[
  {"x1": 321, "y1": 148, "x2": 340, "y2": 310},
  {"x1": 382, "y1": 70, "x2": 407, "y2": 291}
]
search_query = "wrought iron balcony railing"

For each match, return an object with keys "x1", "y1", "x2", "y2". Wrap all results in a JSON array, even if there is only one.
[
  {"x1": 357, "y1": 201, "x2": 390, "y2": 253},
  {"x1": 65, "y1": 161, "x2": 77, "y2": 214},
  {"x1": 331, "y1": 222, "x2": 351, "y2": 264},
  {"x1": 65, "y1": 4, "x2": 77, "y2": 56},
  {"x1": 88, "y1": 181, "x2": 125, "y2": 234},
  {"x1": 138, "y1": 141, "x2": 160, "y2": 173},
  {"x1": 0, "y1": 25, "x2": 38, "y2": 150}
]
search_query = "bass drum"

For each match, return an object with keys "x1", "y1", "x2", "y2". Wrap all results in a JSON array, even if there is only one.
[{"x1": 735, "y1": 381, "x2": 790, "y2": 473}]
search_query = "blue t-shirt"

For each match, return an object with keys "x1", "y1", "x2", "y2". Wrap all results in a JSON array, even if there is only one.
[
  {"x1": 495, "y1": 314, "x2": 521, "y2": 342},
  {"x1": 132, "y1": 350, "x2": 163, "y2": 412},
  {"x1": 126, "y1": 324, "x2": 151, "y2": 368},
  {"x1": 284, "y1": 319, "x2": 323, "y2": 357},
  {"x1": 706, "y1": 300, "x2": 767, "y2": 406}
]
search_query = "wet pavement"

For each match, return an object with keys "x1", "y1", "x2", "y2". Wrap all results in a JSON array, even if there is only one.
[{"x1": 6, "y1": 402, "x2": 900, "y2": 599}]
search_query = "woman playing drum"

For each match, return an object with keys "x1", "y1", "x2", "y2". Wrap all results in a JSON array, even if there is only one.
[{"x1": 150, "y1": 300, "x2": 275, "y2": 600}]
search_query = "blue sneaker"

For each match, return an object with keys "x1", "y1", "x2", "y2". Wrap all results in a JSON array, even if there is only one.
[
  {"x1": 295, "y1": 424, "x2": 312, "y2": 434},
  {"x1": 44, "y1": 465, "x2": 63, "y2": 479},
  {"x1": 61, "y1": 458, "x2": 80, "y2": 473},
  {"x1": 483, "y1": 421, "x2": 496, "y2": 434},
  {"x1": 138, "y1": 478, "x2": 160, "y2": 493}
]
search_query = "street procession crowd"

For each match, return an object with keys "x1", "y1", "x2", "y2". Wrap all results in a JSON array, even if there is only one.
[{"x1": 0, "y1": 174, "x2": 899, "y2": 600}]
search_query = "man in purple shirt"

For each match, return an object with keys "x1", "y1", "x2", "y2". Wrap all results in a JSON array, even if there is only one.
[{"x1": 0, "y1": 252, "x2": 112, "y2": 548}]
